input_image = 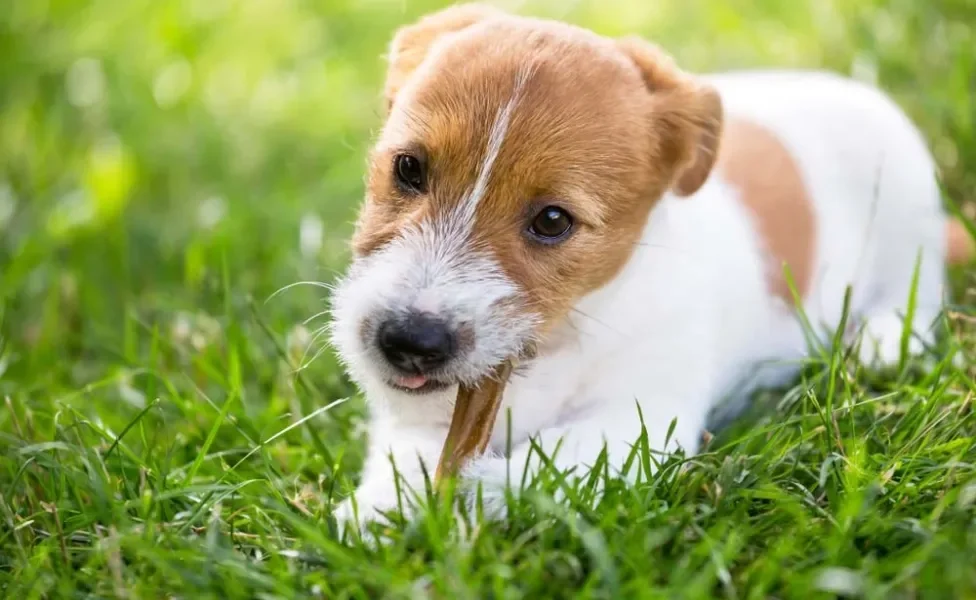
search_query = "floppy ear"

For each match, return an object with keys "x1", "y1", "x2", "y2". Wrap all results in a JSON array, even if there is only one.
[
  {"x1": 383, "y1": 3, "x2": 501, "y2": 112},
  {"x1": 616, "y1": 37, "x2": 724, "y2": 197}
]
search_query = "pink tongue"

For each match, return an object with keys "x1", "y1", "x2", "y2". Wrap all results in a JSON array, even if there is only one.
[{"x1": 396, "y1": 375, "x2": 428, "y2": 389}]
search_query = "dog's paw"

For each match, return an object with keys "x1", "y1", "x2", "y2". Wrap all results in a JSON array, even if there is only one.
[
  {"x1": 856, "y1": 312, "x2": 926, "y2": 369},
  {"x1": 332, "y1": 484, "x2": 412, "y2": 540},
  {"x1": 459, "y1": 455, "x2": 517, "y2": 521}
]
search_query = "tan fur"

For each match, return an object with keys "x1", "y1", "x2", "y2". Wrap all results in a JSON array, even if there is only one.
[
  {"x1": 354, "y1": 5, "x2": 722, "y2": 340},
  {"x1": 718, "y1": 119, "x2": 816, "y2": 302},
  {"x1": 383, "y1": 3, "x2": 503, "y2": 112}
]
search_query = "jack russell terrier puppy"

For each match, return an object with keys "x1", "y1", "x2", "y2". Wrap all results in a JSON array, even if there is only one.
[{"x1": 328, "y1": 3, "x2": 974, "y2": 530}]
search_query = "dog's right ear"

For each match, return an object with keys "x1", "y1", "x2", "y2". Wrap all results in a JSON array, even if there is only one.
[
  {"x1": 616, "y1": 37, "x2": 724, "y2": 197},
  {"x1": 383, "y1": 3, "x2": 501, "y2": 112}
]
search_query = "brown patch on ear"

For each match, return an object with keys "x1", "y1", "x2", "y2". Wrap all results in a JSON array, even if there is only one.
[
  {"x1": 671, "y1": 88, "x2": 723, "y2": 196},
  {"x1": 719, "y1": 118, "x2": 817, "y2": 302},
  {"x1": 384, "y1": 3, "x2": 502, "y2": 111},
  {"x1": 616, "y1": 37, "x2": 724, "y2": 197}
]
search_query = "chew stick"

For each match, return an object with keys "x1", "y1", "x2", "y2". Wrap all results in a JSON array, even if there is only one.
[{"x1": 434, "y1": 361, "x2": 514, "y2": 484}]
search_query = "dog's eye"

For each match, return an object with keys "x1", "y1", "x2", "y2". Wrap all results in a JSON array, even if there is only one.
[
  {"x1": 394, "y1": 153, "x2": 427, "y2": 193},
  {"x1": 528, "y1": 206, "x2": 573, "y2": 242}
]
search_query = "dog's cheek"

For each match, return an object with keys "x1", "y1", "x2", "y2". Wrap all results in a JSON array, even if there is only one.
[
  {"x1": 329, "y1": 262, "x2": 387, "y2": 365},
  {"x1": 351, "y1": 205, "x2": 402, "y2": 258},
  {"x1": 327, "y1": 280, "x2": 363, "y2": 366},
  {"x1": 515, "y1": 251, "x2": 580, "y2": 331}
]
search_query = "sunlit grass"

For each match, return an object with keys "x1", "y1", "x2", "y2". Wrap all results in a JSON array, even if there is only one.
[{"x1": 1, "y1": 0, "x2": 975, "y2": 597}]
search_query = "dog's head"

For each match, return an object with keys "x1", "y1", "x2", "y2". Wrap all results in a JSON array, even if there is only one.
[{"x1": 330, "y1": 4, "x2": 722, "y2": 397}]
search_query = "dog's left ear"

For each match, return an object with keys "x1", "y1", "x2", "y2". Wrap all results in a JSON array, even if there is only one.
[
  {"x1": 383, "y1": 3, "x2": 501, "y2": 112},
  {"x1": 617, "y1": 37, "x2": 724, "y2": 197}
]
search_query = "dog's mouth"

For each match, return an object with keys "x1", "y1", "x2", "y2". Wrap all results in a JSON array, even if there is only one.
[
  {"x1": 384, "y1": 340, "x2": 538, "y2": 395},
  {"x1": 388, "y1": 374, "x2": 453, "y2": 394}
]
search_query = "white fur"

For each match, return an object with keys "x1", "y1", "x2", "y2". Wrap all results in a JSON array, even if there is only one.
[
  {"x1": 332, "y1": 70, "x2": 951, "y2": 532},
  {"x1": 329, "y1": 217, "x2": 538, "y2": 403}
]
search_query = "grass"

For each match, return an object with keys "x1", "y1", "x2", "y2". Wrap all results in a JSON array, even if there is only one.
[{"x1": 1, "y1": 0, "x2": 975, "y2": 597}]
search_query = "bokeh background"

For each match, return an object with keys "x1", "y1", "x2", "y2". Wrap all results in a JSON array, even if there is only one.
[
  {"x1": 2, "y1": 0, "x2": 974, "y2": 390},
  {"x1": 2, "y1": 0, "x2": 975, "y2": 596}
]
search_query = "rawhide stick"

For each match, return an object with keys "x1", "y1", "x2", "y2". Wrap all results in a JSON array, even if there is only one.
[{"x1": 434, "y1": 361, "x2": 514, "y2": 484}]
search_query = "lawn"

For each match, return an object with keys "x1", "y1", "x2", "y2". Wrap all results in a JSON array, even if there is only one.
[{"x1": 2, "y1": 0, "x2": 975, "y2": 597}]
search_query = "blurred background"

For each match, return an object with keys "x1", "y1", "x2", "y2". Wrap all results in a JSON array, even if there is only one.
[
  {"x1": 2, "y1": 1, "x2": 976, "y2": 595},
  {"x1": 1, "y1": 0, "x2": 974, "y2": 479}
]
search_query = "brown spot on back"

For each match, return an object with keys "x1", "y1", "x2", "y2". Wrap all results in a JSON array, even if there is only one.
[{"x1": 718, "y1": 119, "x2": 816, "y2": 303}]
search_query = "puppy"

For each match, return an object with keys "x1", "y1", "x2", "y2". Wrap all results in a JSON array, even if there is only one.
[{"x1": 329, "y1": 3, "x2": 973, "y2": 529}]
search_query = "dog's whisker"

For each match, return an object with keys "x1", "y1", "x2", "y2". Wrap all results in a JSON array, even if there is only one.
[
  {"x1": 296, "y1": 342, "x2": 335, "y2": 373},
  {"x1": 296, "y1": 324, "x2": 336, "y2": 368},
  {"x1": 302, "y1": 308, "x2": 333, "y2": 326},
  {"x1": 629, "y1": 241, "x2": 702, "y2": 261},
  {"x1": 569, "y1": 307, "x2": 625, "y2": 337},
  {"x1": 266, "y1": 280, "x2": 336, "y2": 304}
]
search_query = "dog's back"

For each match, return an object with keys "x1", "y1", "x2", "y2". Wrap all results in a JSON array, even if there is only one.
[{"x1": 703, "y1": 70, "x2": 956, "y2": 366}]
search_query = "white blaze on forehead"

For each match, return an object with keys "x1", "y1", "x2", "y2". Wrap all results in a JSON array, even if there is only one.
[{"x1": 452, "y1": 67, "x2": 533, "y2": 228}]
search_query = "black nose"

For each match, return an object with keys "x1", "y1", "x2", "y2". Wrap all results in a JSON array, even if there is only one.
[{"x1": 376, "y1": 313, "x2": 455, "y2": 373}]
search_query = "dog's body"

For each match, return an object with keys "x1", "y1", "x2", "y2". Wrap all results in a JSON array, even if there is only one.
[{"x1": 329, "y1": 4, "x2": 972, "y2": 529}]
